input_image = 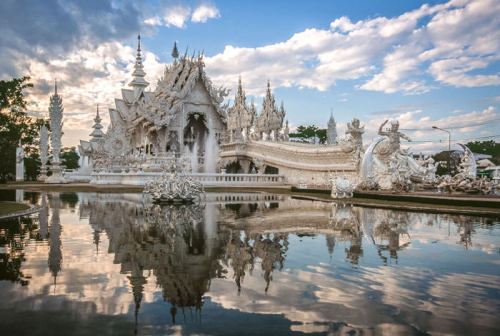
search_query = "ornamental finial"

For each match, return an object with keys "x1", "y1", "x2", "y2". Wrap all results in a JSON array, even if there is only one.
[{"x1": 172, "y1": 41, "x2": 179, "y2": 59}]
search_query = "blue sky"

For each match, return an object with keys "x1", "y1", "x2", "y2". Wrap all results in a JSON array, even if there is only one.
[{"x1": 0, "y1": 0, "x2": 499, "y2": 151}]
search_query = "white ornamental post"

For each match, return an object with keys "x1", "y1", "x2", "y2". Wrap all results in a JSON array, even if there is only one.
[{"x1": 15, "y1": 139, "x2": 24, "y2": 181}]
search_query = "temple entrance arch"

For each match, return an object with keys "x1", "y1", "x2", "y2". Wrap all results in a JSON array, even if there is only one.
[
  {"x1": 264, "y1": 165, "x2": 279, "y2": 174},
  {"x1": 184, "y1": 112, "x2": 208, "y2": 154}
]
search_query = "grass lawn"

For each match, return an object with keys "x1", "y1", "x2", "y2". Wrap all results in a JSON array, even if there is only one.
[{"x1": 0, "y1": 201, "x2": 30, "y2": 216}]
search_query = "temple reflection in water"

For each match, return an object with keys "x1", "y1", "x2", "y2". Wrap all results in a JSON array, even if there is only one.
[{"x1": 0, "y1": 191, "x2": 498, "y2": 335}]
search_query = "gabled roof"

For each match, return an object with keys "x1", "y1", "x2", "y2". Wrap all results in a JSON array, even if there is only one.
[{"x1": 148, "y1": 55, "x2": 229, "y2": 127}]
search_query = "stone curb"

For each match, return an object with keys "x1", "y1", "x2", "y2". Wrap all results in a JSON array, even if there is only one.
[{"x1": 0, "y1": 204, "x2": 43, "y2": 220}]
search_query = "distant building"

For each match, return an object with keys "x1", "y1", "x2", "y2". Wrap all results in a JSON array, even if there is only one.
[{"x1": 327, "y1": 112, "x2": 337, "y2": 144}]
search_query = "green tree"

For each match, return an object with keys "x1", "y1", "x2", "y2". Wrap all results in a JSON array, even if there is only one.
[
  {"x1": 61, "y1": 147, "x2": 80, "y2": 170},
  {"x1": 432, "y1": 150, "x2": 461, "y2": 176},
  {"x1": 289, "y1": 125, "x2": 327, "y2": 144},
  {"x1": 24, "y1": 153, "x2": 41, "y2": 181},
  {"x1": 466, "y1": 140, "x2": 500, "y2": 164},
  {"x1": 0, "y1": 76, "x2": 44, "y2": 183}
]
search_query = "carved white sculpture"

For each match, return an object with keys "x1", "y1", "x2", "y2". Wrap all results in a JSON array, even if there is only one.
[
  {"x1": 329, "y1": 172, "x2": 356, "y2": 198},
  {"x1": 15, "y1": 139, "x2": 24, "y2": 181},
  {"x1": 458, "y1": 143, "x2": 477, "y2": 178},
  {"x1": 436, "y1": 143, "x2": 492, "y2": 194},
  {"x1": 359, "y1": 120, "x2": 439, "y2": 191},
  {"x1": 46, "y1": 82, "x2": 66, "y2": 183},
  {"x1": 39, "y1": 124, "x2": 49, "y2": 181},
  {"x1": 376, "y1": 120, "x2": 411, "y2": 155},
  {"x1": 143, "y1": 167, "x2": 204, "y2": 203},
  {"x1": 346, "y1": 118, "x2": 364, "y2": 153}
]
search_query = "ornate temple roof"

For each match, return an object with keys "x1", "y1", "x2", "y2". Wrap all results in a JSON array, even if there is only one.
[
  {"x1": 256, "y1": 81, "x2": 284, "y2": 132},
  {"x1": 148, "y1": 51, "x2": 229, "y2": 127},
  {"x1": 106, "y1": 41, "x2": 229, "y2": 136},
  {"x1": 90, "y1": 104, "x2": 104, "y2": 141},
  {"x1": 227, "y1": 77, "x2": 252, "y2": 131}
]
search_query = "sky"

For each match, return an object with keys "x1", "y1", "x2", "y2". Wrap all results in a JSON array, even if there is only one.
[{"x1": 0, "y1": 0, "x2": 499, "y2": 153}]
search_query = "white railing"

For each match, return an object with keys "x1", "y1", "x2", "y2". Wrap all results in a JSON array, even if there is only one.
[{"x1": 91, "y1": 171, "x2": 285, "y2": 186}]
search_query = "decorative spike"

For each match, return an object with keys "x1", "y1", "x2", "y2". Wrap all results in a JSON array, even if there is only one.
[{"x1": 171, "y1": 41, "x2": 179, "y2": 59}]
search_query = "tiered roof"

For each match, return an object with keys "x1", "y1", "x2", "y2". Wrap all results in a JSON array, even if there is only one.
[
  {"x1": 256, "y1": 81, "x2": 284, "y2": 133},
  {"x1": 128, "y1": 34, "x2": 149, "y2": 97},
  {"x1": 90, "y1": 105, "x2": 104, "y2": 141},
  {"x1": 227, "y1": 77, "x2": 252, "y2": 131}
]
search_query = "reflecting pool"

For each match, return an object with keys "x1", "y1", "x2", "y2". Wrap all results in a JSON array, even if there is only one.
[{"x1": 0, "y1": 190, "x2": 499, "y2": 335}]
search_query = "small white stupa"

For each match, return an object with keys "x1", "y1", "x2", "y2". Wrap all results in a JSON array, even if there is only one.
[{"x1": 327, "y1": 110, "x2": 337, "y2": 144}]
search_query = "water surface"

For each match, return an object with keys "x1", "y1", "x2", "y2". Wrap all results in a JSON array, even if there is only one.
[{"x1": 0, "y1": 190, "x2": 499, "y2": 335}]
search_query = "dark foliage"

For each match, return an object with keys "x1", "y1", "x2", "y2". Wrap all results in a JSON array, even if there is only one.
[
  {"x1": 289, "y1": 125, "x2": 327, "y2": 144},
  {"x1": 0, "y1": 77, "x2": 46, "y2": 183}
]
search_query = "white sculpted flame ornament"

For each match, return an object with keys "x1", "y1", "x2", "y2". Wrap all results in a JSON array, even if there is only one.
[
  {"x1": 144, "y1": 169, "x2": 204, "y2": 204},
  {"x1": 329, "y1": 172, "x2": 356, "y2": 198}
]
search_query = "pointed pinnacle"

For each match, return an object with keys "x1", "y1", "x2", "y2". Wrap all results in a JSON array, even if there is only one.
[{"x1": 172, "y1": 41, "x2": 179, "y2": 59}]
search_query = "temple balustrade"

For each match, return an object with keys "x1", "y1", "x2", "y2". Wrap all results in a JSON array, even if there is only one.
[{"x1": 90, "y1": 171, "x2": 285, "y2": 186}]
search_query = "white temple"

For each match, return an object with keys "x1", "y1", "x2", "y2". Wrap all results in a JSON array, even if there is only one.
[
  {"x1": 63, "y1": 36, "x2": 493, "y2": 193},
  {"x1": 68, "y1": 36, "x2": 365, "y2": 186}
]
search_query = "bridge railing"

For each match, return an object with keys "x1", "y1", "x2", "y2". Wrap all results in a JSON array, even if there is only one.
[
  {"x1": 192, "y1": 173, "x2": 285, "y2": 185},
  {"x1": 91, "y1": 171, "x2": 286, "y2": 186}
]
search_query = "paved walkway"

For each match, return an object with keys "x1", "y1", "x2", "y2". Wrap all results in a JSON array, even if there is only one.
[{"x1": 0, "y1": 204, "x2": 43, "y2": 220}]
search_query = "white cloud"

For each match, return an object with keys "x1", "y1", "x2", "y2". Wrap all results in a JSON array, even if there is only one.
[
  {"x1": 205, "y1": 0, "x2": 500, "y2": 96},
  {"x1": 144, "y1": 4, "x2": 191, "y2": 28},
  {"x1": 191, "y1": 3, "x2": 220, "y2": 23},
  {"x1": 144, "y1": 2, "x2": 221, "y2": 28},
  {"x1": 162, "y1": 4, "x2": 191, "y2": 28}
]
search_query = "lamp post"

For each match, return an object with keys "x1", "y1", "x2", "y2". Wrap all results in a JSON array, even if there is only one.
[{"x1": 432, "y1": 126, "x2": 451, "y2": 173}]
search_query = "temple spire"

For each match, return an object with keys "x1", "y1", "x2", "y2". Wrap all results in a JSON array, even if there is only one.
[
  {"x1": 172, "y1": 41, "x2": 179, "y2": 59},
  {"x1": 90, "y1": 104, "x2": 104, "y2": 141},
  {"x1": 129, "y1": 34, "x2": 149, "y2": 95},
  {"x1": 327, "y1": 108, "x2": 337, "y2": 144}
]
